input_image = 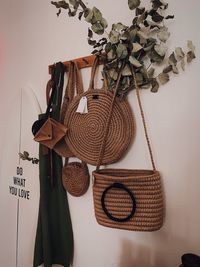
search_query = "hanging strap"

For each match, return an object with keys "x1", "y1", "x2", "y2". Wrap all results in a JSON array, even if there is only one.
[
  {"x1": 96, "y1": 64, "x2": 156, "y2": 171},
  {"x1": 60, "y1": 61, "x2": 84, "y2": 123},
  {"x1": 45, "y1": 62, "x2": 65, "y2": 118},
  {"x1": 88, "y1": 56, "x2": 98, "y2": 90},
  {"x1": 130, "y1": 65, "x2": 156, "y2": 171},
  {"x1": 96, "y1": 64, "x2": 124, "y2": 170}
]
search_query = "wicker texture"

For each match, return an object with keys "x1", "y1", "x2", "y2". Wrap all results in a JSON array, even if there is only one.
[
  {"x1": 93, "y1": 169, "x2": 163, "y2": 231},
  {"x1": 64, "y1": 90, "x2": 134, "y2": 165},
  {"x1": 92, "y1": 64, "x2": 164, "y2": 231},
  {"x1": 62, "y1": 161, "x2": 90, "y2": 197},
  {"x1": 64, "y1": 57, "x2": 135, "y2": 165}
]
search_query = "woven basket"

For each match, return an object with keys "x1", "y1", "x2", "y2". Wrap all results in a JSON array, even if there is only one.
[
  {"x1": 62, "y1": 161, "x2": 90, "y2": 197},
  {"x1": 64, "y1": 89, "x2": 135, "y2": 165},
  {"x1": 92, "y1": 169, "x2": 164, "y2": 231},
  {"x1": 92, "y1": 64, "x2": 164, "y2": 231}
]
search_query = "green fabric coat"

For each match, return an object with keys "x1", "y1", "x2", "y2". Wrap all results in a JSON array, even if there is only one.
[{"x1": 33, "y1": 63, "x2": 74, "y2": 267}]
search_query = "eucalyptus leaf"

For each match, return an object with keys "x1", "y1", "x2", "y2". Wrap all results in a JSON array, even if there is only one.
[
  {"x1": 116, "y1": 43, "x2": 128, "y2": 59},
  {"x1": 135, "y1": 73, "x2": 144, "y2": 85},
  {"x1": 128, "y1": 0, "x2": 141, "y2": 10},
  {"x1": 158, "y1": 72, "x2": 169, "y2": 85},
  {"x1": 57, "y1": 8, "x2": 61, "y2": 16},
  {"x1": 137, "y1": 11, "x2": 147, "y2": 24},
  {"x1": 151, "y1": 0, "x2": 168, "y2": 9},
  {"x1": 51, "y1": 1, "x2": 69, "y2": 9},
  {"x1": 175, "y1": 47, "x2": 185, "y2": 60},
  {"x1": 172, "y1": 65, "x2": 179, "y2": 74},
  {"x1": 129, "y1": 29, "x2": 137, "y2": 42},
  {"x1": 151, "y1": 0, "x2": 163, "y2": 9},
  {"x1": 88, "y1": 38, "x2": 96, "y2": 45},
  {"x1": 91, "y1": 22, "x2": 104, "y2": 35},
  {"x1": 109, "y1": 30, "x2": 120, "y2": 44},
  {"x1": 157, "y1": 27, "x2": 170, "y2": 42},
  {"x1": 154, "y1": 43, "x2": 167, "y2": 57},
  {"x1": 108, "y1": 68, "x2": 118, "y2": 80},
  {"x1": 112, "y1": 22, "x2": 127, "y2": 32},
  {"x1": 91, "y1": 49, "x2": 99, "y2": 54},
  {"x1": 69, "y1": 0, "x2": 78, "y2": 8},
  {"x1": 129, "y1": 55, "x2": 142, "y2": 67},
  {"x1": 68, "y1": 8, "x2": 77, "y2": 16},
  {"x1": 151, "y1": 78, "x2": 159, "y2": 92},
  {"x1": 151, "y1": 11, "x2": 164, "y2": 23},
  {"x1": 91, "y1": 7, "x2": 102, "y2": 23},
  {"x1": 24, "y1": 151, "x2": 30, "y2": 157},
  {"x1": 78, "y1": 11, "x2": 84, "y2": 20},
  {"x1": 168, "y1": 52, "x2": 177, "y2": 65},
  {"x1": 187, "y1": 40, "x2": 195, "y2": 52},
  {"x1": 122, "y1": 64, "x2": 132, "y2": 76},
  {"x1": 101, "y1": 17, "x2": 108, "y2": 28},
  {"x1": 187, "y1": 51, "x2": 196, "y2": 63},
  {"x1": 84, "y1": 8, "x2": 93, "y2": 23},
  {"x1": 132, "y1": 42, "x2": 143, "y2": 52},
  {"x1": 180, "y1": 59, "x2": 185, "y2": 71},
  {"x1": 149, "y1": 48, "x2": 165, "y2": 63},
  {"x1": 137, "y1": 30, "x2": 148, "y2": 44},
  {"x1": 145, "y1": 19, "x2": 160, "y2": 28},
  {"x1": 132, "y1": 17, "x2": 138, "y2": 25},
  {"x1": 136, "y1": 7, "x2": 145, "y2": 16},
  {"x1": 163, "y1": 65, "x2": 172, "y2": 73},
  {"x1": 148, "y1": 67, "x2": 155, "y2": 78},
  {"x1": 165, "y1": 15, "x2": 174, "y2": 19},
  {"x1": 107, "y1": 49, "x2": 116, "y2": 60},
  {"x1": 88, "y1": 28, "x2": 93, "y2": 38},
  {"x1": 122, "y1": 76, "x2": 130, "y2": 86},
  {"x1": 105, "y1": 42, "x2": 112, "y2": 53},
  {"x1": 143, "y1": 38, "x2": 156, "y2": 51}
]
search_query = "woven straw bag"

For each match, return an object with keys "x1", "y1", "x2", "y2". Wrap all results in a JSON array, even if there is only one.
[
  {"x1": 62, "y1": 159, "x2": 90, "y2": 197},
  {"x1": 92, "y1": 65, "x2": 164, "y2": 231},
  {"x1": 64, "y1": 57, "x2": 135, "y2": 165}
]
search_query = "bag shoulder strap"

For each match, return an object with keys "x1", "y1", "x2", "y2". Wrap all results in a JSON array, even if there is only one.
[
  {"x1": 45, "y1": 62, "x2": 65, "y2": 118},
  {"x1": 60, "y1": 61, "x2": 84, "y2": 122},
  {"x1": 96, "y1": 64, "x2": 156, "y2": 171},
  {"x1": 130, "y1": 65, "x2": 156, "y2": 171}
]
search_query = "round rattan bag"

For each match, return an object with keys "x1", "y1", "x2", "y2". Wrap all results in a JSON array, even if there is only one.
[
  {"x1": 62, "y1": 160, "x2": 90, "y2": 197},
  {"x1": 64, "y1": 58, "x2": 135, "y2": 166}
]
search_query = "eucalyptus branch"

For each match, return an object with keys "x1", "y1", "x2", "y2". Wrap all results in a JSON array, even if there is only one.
[
  {"x1": 51, "y1": 0, "x2": 195, "y2": 96},
  {"x1": 19, "y1": 151, "x2": 39, "y2": 165},
  {"x1": 77, "y1": 0, "x2": 87, "y2": 10}
]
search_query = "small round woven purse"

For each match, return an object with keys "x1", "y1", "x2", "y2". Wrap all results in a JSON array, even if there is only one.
[{"x1": 62, "y1": 159, "x2": 90, "y2": 197}]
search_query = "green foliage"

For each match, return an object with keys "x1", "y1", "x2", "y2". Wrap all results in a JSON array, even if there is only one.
[
  {"x1": 19, "y1": 151, "x2": 39, "y2": 164},
  {"x1": 51, "y1": 0, "x2": 196, "y2": 97}
]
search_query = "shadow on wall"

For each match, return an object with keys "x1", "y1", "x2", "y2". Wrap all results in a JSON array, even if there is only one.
[{"x1": 114, "y1": 235, "x2": 188, "y2": 267}]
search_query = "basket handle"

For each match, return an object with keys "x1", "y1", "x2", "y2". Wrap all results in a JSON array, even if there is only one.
[
  {"x1": 60, "y1": 61, "x2": 84, "y2": 122},
  {"x1": 101, "y1": 182, "x2": 136, "y2": 222},
  {"x1": 96, "y1": 63, "x2": 156, "y2": 171}
]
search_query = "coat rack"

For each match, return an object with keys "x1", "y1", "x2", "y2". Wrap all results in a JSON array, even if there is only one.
[{"x1": 49, "y1": 54, "x2": 96, "y2": 74}]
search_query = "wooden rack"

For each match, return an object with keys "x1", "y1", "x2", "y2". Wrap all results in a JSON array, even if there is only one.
[{"x1": 49, "y1": 54, "x2": 96, "y2": 74}]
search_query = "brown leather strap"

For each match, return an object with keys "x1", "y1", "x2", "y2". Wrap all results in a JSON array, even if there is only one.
[
  {"x1": 88, "y1": 56, "x2": 106, "y2": 90},
  {"x1": 46, "y1": 79, "x2": 53, "y2": 105},
  {"x1": 96, "y1": 64, "x2": 156, "y2": 171},
  {"x1": 60, "y1": 61, "x2": 74, "y2": 122},
  {"x1": 60, "y1": 61, "x2": 84, "y2": 123},
  {"x1": 74, "y1": 61, "x2": 84, "y2": 95}
]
